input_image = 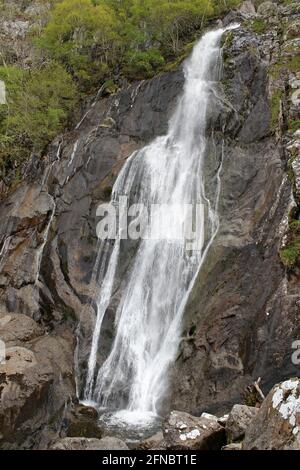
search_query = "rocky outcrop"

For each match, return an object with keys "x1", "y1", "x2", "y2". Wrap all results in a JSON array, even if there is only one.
[
  {"x1": 0, "y1": 314, "x2": 75, "y2": 449},
  {"x1": 243, "y1": 378, "x2": 300, "y2": 449},
  {"x1": 0, "y1": 1, "x2": 51, "y2": 68}
]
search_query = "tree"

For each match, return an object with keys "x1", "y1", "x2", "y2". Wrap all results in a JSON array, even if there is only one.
[{"x1": 37, "y1": 0, "x2": 120, "y2": 87}]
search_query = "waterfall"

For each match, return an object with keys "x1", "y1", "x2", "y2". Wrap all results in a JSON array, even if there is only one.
[{"x1": 83, "y1": 25, "x2": 238, "y2": 427}]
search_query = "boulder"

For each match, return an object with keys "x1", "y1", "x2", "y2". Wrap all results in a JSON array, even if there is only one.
[
  {"x1": 226, "y1": 404, "x2": 258, "y2": 442},
  {"x1": 257, "y1": 2, "x2": 278, "y2": 17},
  {"x1": 138, "y1": 432, "x2": 165, "y2": 450},
  {"x1": 0, "y1": 333, "x2": 75, "y2": 449},
  {"x1": 65, "y1": 404, "x2": 102, "y2": 439},
  {"x1": 0, "y1": 314, "x2": 43, "y2": 344},
  {"x1": 284, "y1": 19, "x2": 300, "y2": 41},
  {"x1": 239, "y1": 1, "x2": 256, "y2": 16},
  {"x1": 243, "y1": 379, "x2": 300, "y2": 449},
  {"x1": 163, "y1": 411, "x2": 225, "y2": 450},
  {"x1": 51, "y1": 437, "x2": 128, "y2": 450}
]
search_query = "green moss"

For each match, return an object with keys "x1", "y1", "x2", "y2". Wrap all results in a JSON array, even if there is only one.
[
  {"x1": 288, "y1": 119, "x2": 300, "y2": 133},
  {"x1": 251, "y1": 18, "x2": 267, "y2": 34},
  {"x1": 102, "y1": 79, "x2": 118, "y2": 96},
  {"x1": 287, "y1": 154, "x2": 297, "y2": 183},
  {"x1": 280, "y1": 237, "x2": 300, "y2": 268},
  {"x1": 280, "y1": 207, "x2": 300, "y2": 268},
  {"x1": 270, "y1": 89, "x2": 283, "y2": 131}
]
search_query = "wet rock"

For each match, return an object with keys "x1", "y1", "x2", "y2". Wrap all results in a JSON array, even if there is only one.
[
  {"x1": 226, "y1": 405, "x2": 258, "y2": 442},
  {"x1": 163, "y1": 411, "x2": 225, "y2": 450},
  {"x1": 51, "y1": 436, "x2": 128, "y2": 450},
  {"x1": 243, "y1": 378, "x2": 300, "y2": 449},
  {"x1": 65, "y1": 404, "x2": 102, "y2": 439}
]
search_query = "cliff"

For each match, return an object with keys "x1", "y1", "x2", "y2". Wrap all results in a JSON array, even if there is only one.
[{"x1": 0, "y1": 0, "x2": 299, "y2": 449}]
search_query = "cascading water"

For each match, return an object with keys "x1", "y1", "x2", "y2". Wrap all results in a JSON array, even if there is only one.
[{"x1": 83, "y1": 25, "x2": 238, "y2": 427}]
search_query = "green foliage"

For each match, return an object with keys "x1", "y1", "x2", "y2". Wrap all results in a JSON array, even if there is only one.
[
  {"x1": 251, "y1": 18, "x2": 267, "y2": 34},
  {"x1": 1, "y1": 0, "x2": 242, "y2": 184},
  {"x1": 37, "y1": 0, "x2": 219, "y2": 85},
  {"x1": 270, "y1": 89, "x2": 283, "y2": 131},
  {"x1": 212, "y1": 0, "x2": 241, "y2": 16},
  {"x1": 36, "y1": 0, "x2": 119, "y2": 88},
  {"x1": 280, "y1": 208, "x2": 300, "y2": 269},
  {"x1": 288, "y1": 119, "x2": 300, "y2": 133},
  {"x1": 280, "y1": 236, "x2": 300, "y2": 268},
  {"x1": 0, "y1": 62, "x2": 77, "y2": 176},
  {"x1": 123, "y1": 48, "x2": 165, "y2": 79}
]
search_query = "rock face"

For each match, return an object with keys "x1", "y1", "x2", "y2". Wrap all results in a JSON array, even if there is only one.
[
  {"x1": 0, "y1": 1, "x2": 299, "y2": 450},
  {"x1": 51, "y1": 436, "x2": 128, "y2": 450},
  {"x1": 170, "y1": 4, "x2": 300, "y2": 416},
  {"x1": 243, "y1": 379, "x2": 300, "y2": 449},
  {"x1": 163, "y1": 411, "x2": 225, "y2": 450},
  {"x1": 0, "y1": 1, "x2": 51, "y2": 67},
  {"x1": 0, "y1": 68, "x2": 184, "y2": 448},
  {"x1": 225, "y1": 405, "x2": 258, "y2": 442},
  {"x1": 0, "y1": 314, "x2": 75, "y2": 449}
]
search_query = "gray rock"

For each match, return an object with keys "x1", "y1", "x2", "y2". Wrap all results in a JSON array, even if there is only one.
[
  {"x1": 138, "y1": 432, "x2": 165, "y2": 450},
  {"x1": 0, "y1": 313, "x2": 43, "y2": 344},
  {"x1": 226, "y1": 405, "x2": 258, "y2": 442},
  {"x1": 51, "y1": 437, "x2": 129, "y2": 450},
  {"x1": 163, "y1": 411, "x2": 225, "y2": 450},
  {"x1": 65, "y1": 404, "x2": 102, "y2": 439},
  {"x1": 243, "y1": 379, "x2": 300, "y2": 449},
  {"x1": 0, "y1": 332, "x2": 75, "y2": 449},
  {"x1": 238, "y1": 98, "x2": 270, "y2": 143},
  {"x1": 257, "y1": 2, "x2": 278, "y2": 17},
  {"x1": 239, "y1": 1, "x2": 256, "y2": 16},
  {"x1": 284, "y1": 19, "x2": 300, "y2": 40}
]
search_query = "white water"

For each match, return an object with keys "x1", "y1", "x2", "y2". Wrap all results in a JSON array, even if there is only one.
[
  {"x1": 0, "y1": 236, "x2": 12, "y2": 272},
  {"x1": 35, "y1": 196, "x2": 56, "y2": 285},
  {"x1": 83, "y1": 26, "x2": 238, "y2": 426},
  {"x1": 68, "y1": 140, "x2": 79, "y2": 167}
]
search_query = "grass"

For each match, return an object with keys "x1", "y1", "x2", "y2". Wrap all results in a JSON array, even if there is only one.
[
  {"x1": 288, "y1": 119, "x2": 300, "y2": 133},
  {"x1": 270, "y1": 90, "x2": 283, "y2": 131},
  {"x1": 280, "y1": 236, "x2": 300, "y2": 268},
  {"x1": 251, "y1": 18, "x2": 267, "y2": 34}
]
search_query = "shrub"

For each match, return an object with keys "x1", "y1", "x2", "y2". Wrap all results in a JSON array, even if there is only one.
[
  {"x1": 123, "y1": 48, "x2": 165, "y2": 79},
  {"x1": 0, "y1": 62, "x2": 77, "y2": 176}
]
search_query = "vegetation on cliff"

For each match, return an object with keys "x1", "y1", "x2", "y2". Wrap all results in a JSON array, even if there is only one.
[{"x1": 0, "y1": 0, "x2": 240, "y2": 182}]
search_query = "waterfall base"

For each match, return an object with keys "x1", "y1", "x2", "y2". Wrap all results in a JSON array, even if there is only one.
[{"x1": 98, "y1": 410, "x2": 162, "y2": 443}]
